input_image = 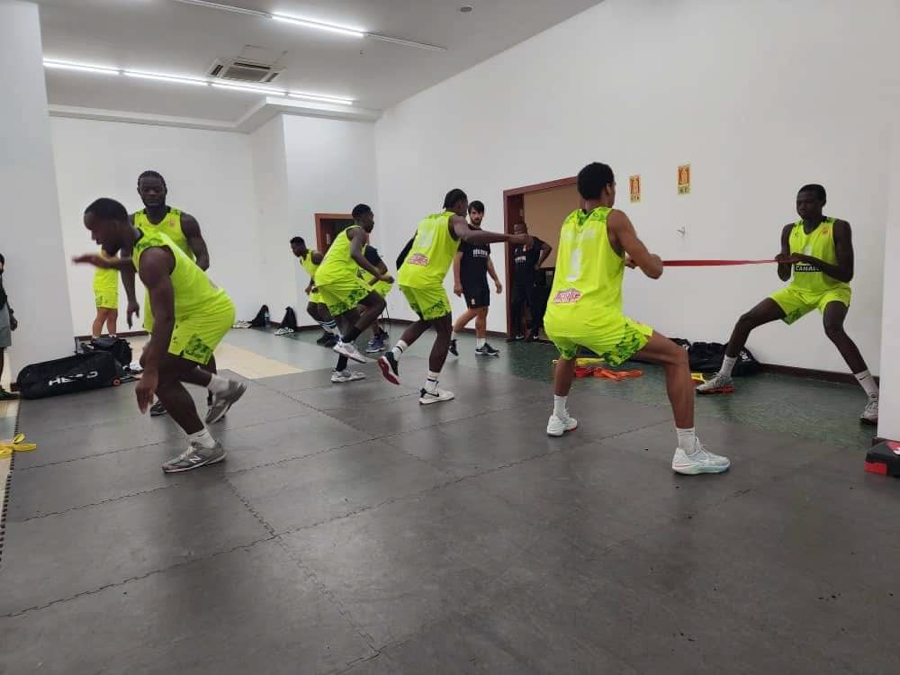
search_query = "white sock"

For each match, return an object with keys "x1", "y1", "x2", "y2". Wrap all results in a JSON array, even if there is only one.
[
  {"x1": 476, "y1": 337, "x2": 486, "y2": 349},
  {"x1": 676, "y1": 427, "x2": 696, "y2": 453},
  {"x1": 451, "y1": 331, "x2": 458, "y2": 341},
  {"x1": 719, "y1": 356, "x2": 737, "y2": 378},
  {"x1": 553, "y1": 395, "x2": 568, "y2": 419},
  {"x1": 207, "y1": 373, "x2": 230, "y2": 395},
  {"x1": 189, "y1": 427, "x2": 216, "y2": 449},
  {"x1": 855, "y1": 370, "x2": 879, "y2": 400},
  {"x1": 321, "y1": 319, "x2": 340, "y2": 337},
  {"x1": 110, "y1": 334, "x2": 117, "y2": 339},
  {"x1": 424, "y1": 370, "x2": 440, "y2": 393},
  {"x1": 391, "y1": 340, "x2": 408, "y2": 360}
]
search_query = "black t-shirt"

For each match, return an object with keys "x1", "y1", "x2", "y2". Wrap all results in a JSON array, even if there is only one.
[
  {"x1": 513, "y1": 237, "x2": 544, "y2": 285},
  {"x1": 459, "y1": 241, "x2": 490, "y2": 285},
  {"x1": 0, "y1": 253, "x2": 7, "y2": 311},
  {"x1": 364, "y1": 246, "x2": 383, "y2": 268}
]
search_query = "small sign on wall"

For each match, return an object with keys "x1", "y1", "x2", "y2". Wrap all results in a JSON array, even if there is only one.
[
  {"x1": 629, "y1": 175, "x2": 641, "y2": 203},
  {"x1": 677, "y1": 164, "x2": 691, "y2": 195}
]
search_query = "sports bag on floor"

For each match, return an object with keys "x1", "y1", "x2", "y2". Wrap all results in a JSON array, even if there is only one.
[
  {"x1": 86, "y1": 336, "x2": 133, "y2": 368},
  {"x1": 688, "y1": 341, "x2": 761, "y2": 376},
  {"x1": 16, "y1": 352, "x2": 122, "y2": 399}
]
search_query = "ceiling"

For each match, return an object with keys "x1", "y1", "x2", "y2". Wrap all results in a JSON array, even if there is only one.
[{"x1": 36, "y1": 0, "x2": 602, "y2": 125}]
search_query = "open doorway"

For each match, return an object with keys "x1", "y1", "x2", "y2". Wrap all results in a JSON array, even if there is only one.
[
  {"x1": 315, "y1": 213, "x2": 355, "y2": 254},
  {"x1": 503, "y1": 177, "x2": 579, "y2": 339}
]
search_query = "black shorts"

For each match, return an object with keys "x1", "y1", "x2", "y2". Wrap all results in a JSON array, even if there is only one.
[{"x1": 461, "y1": 279, "x2": 490, "y2": 308}]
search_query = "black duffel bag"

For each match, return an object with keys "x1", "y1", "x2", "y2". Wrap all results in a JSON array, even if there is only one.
[
  {"x1": 87, "y1": 336, "x2": 133, "y2": 368},
  {"x1": 688, "y1": 341, "x2": 761, "y2": 376},
  {"x1": 16, "y1": 351, "x2": 123, "y2": 399}
]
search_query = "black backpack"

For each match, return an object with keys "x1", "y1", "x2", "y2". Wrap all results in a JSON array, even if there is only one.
[
  {"x1": 280, "y1": 307, "x2": 298, "y2": 331},
  {"x1": 17, "y1": 351, "x2": 123, "y2": 399},
  {"x1": 688, "y1": 341, "x2": 761, "y2": 376},
  {"x1": 249, "y1": 304, "x2": 270, "y2": 328},
  {"x1": 86, "y1": 336, "x2": 133, "y2": 368}
]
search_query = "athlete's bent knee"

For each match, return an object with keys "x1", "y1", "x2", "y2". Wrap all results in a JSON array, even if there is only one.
[{"x1": 824, "y1": 321, "x2": 845, "y2": 343}]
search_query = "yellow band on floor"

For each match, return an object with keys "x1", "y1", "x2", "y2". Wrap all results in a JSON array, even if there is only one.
[{"x1": 0, "y1": 433, "x2": 37, "y2": 458}]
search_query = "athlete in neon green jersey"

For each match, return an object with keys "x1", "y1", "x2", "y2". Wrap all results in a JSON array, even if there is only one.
[
  {"x1": 314, "y1": 203, "x2": 393, "y2": 379},
  {"x1": 76, "y1": 198, "x2": 247, "y2": 474},
  {"x1": 91, "y1": 248, "x2": 119, "y2": 339},
  {"x1": 698, "y1": 184, "x2": 879, "y2": 424},
  {"x1": 121, "y1": 170, "x2": 217, "y2": 418},
  {"x1": 378, "y1": 188, "x2": 531, "y2": 404},
  {"x1": 544, "y1": 163, "x2": 730, "y2": 475},
  {"x1": 290, "y1": 236, "x2": 340, "y2": 348}
]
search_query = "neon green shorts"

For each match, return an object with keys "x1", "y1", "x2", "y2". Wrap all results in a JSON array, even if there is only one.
[
  {"x1": 308, "y1": 289, "x2": 324, "y2": 305},
  {"x1": 400, "y1": 285, "x2": 452, "y2": 321},
  {"x1": 546, "y1": 316, "x2": 653, "y2": 365},
  {"x1": 94, "y1": 289, "x2": 119, "y2": 310},
  {"x1": 317, "y1": 275, "x2": 372, "y2": 316},
  {"x1": 372, "y1": 280, "x2": 393, "y2": 298},
  {"x1": 770, "y1": 286, "x2": 851, "y2": 325},
  {"x1": 168, "y1": 298, "x2": 235, "y2": 365}
]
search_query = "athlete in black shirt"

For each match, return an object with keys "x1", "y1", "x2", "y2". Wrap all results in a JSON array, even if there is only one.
[
  {"x1": 449, "y1": 202, "x2": 502, "y2": 357},
  {"x1": 509, "y1": 222, "x2": 552, "y2": 341}
]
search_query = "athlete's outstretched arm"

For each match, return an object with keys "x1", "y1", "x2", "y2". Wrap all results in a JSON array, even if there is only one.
[
  {"x1": 450, "y1": 215, "x2": 531, "y2": 246},
  {"x1": 795, "y1": 220, "x2": 854, "y2": 283},
  {"x1": 181, "y1": 213, "x2": 210, "y2": 271},
  {"x1": 608, "y1": 210, "x2": 663, "y2": 279},
  {"x1": 348, "y1": 228, "x2": 391, "y2": 282}
]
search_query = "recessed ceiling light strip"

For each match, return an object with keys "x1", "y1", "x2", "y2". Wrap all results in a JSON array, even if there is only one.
[{"x1": 169, "y1": 0, "x2": 446, "y2": 51}]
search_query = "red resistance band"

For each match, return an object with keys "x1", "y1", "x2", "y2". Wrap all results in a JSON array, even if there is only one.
[{"x1": 662, "y1": 259, "x2": 777, "y2": 267}]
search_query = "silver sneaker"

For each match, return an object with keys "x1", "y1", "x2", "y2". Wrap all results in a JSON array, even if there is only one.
[
  {"x1": 162, "y1": 440, "x2": 226, "y2": 473},
  {"x1": 860, "y1": 398, "x2": 879, "y2": 425},
  {"x1": 333, "y1": 339, "x2": 367, "y2": 364},
  {"x1": 419, "y1": 387, "x2": 455, "y2": 405},
  {"x1": 547, "y1": 413, "x2": 578, "y2": 437},
  {"x1": 672, "y1": 441, "x2": 731, "y2": 475},
  {"x1": 205, "y1": 380, "x2": 248, "y2": 424},
  {"x1": 695, "y1": 374, "x2": 735, "y2": 395},
  {"x1": 331, "y1": 369, "x2": 366, "y2": 384}
]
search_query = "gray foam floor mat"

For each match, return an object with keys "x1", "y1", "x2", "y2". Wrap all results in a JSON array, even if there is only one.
[{"x1": 1, "y1": 358, "x2": 898, "y2": 674}]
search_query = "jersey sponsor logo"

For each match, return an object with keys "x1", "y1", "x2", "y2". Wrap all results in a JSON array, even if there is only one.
[
  {"x1": 514, "y1": 255, "x2": 528, "y2": 264},
  {"x1": 794, "y1": 263, "x2": 821, "y2": 273},
  {"x1": 552, "y1": 288, "x2": 582, "y2": 304},
  {"x1": 469, "y1": 248, "x2": 490, "y2": 259},
  {"x1": 407, "y1": 253, "x2": 430, "y2": 267}
]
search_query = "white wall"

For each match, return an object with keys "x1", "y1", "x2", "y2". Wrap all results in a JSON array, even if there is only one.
[
  {"x1": 375, "y1": 0, "x2": 895, "y2": 373},
  {"x1": 51, "y1": 117, "x2": 263, "y2": 336},
  {"x1": 1, "y1": 1, "x2": 74, "y2": 378},
  {"x1": 281, "y1": 115, "x2": 378, "y2": 326}
]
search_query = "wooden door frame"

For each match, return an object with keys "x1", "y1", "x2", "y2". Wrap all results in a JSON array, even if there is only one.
[
  {"x1": 314, "y1": 213, "x2": 354, "y2": 253},
  {"x1": 502, "y1": 176, "x2": 576, "y2": 336}
]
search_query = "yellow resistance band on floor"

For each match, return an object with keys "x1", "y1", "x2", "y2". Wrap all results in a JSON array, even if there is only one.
[{"x1": 0, "y1": 434, "x2": 37, "y2": 458}]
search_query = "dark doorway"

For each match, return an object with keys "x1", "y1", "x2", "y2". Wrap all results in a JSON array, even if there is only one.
[{"x1": 315, "y1": 213, "x2": 355, "y2": 254}]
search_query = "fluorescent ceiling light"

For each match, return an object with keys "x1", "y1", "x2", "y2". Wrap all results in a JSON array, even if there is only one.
[
  {"x1": 211, "y1": 81, "x2": 287, "y2": 95},
  {"x1": 271, "y1": 13, "x2": 364, "y2": 38},
  {"x1": 44, "y1": 60, "x2": 120, "y2": 75},
  {"x1": 124, "y1": 71, "x2": 209, "y2": 86},
  {"x1": 288, "y1": 92, "x2": 354, "y2": 106}
]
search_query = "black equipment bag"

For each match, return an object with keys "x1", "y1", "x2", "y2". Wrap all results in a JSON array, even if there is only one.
[
  {"x1": 249, "y1": 304, "x2": 270, "y2": 328},
  {"x1": 88, "y1": 336, "x2": 133, "y2": 368},
  {"x1": 17, "y1": 352, "x2": 122, "y2": 400},
  {"x1": 688, "y1": 341, "x2": 761, "y2": 376},
  {"x1": 280, "y1": 307, "x2": 298, "y2": 331}
]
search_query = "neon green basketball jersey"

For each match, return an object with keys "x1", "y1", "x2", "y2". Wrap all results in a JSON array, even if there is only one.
[
  {"x1": 788, "y1": 218, "x2": 850, "y2": 295},
  {"x1": 132, "y1": 231, "x2": 227, "y2": 319},
  {"x1": 397, "y1": 211, "x2": 458, "y2": 288},
  {"x1": 544, "y1": 207, "x2": 625, "y2": 333},
  {"x1": 315, "y1": 226, "x2": 363, "y2": 285},
  {"x1": 300, "y1": 250, "x2": 319, "y2": 279},
  {"x1": 92, "y1": 249, "x2": 119, "y2": 293},
  {"x1": 133, "y1": 208, "x2": 193, "y2": 261}
]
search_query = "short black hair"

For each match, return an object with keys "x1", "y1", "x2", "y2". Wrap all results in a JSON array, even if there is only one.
[
  {"x1": 290, "y1": 236, "x2": 305, "y2": 247},
  {"x1": 84, "y1": 197, "x2": 129, "y2": 221},
  {"x1": 137, "y1": 170, "x2": 167, "y2": 189},
  {"x1": 443, "y1": 188, "x2": 468, "y2": 210},
  {"x1": 468, "y1": 200, "x2": 485, "y2": 214},
  {"x1": 577, "y1": 162, "x2": 615, "y2": 200},
  {"x1": 352, "y1": 203, "x2": 372, "y2": 219},
  {"x1": 798, "y1": 184, "x2": 826, "y2": 202},
  {"x1": 0, "y1": 253, "x2": 4, "y2": 265}
]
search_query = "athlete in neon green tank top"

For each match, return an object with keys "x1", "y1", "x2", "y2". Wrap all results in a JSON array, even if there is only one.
[
  {"x1": 78, "y1": 197, "x2": 246, "y2": 475},
  {"x1": 543, "y1": 163, "x2": 731, "y2": 475},
  {"x1": 697, "y1": 184, "x2": 878, "y2": 425},
  {"x1": 378, "y1": 188, "x2": 530, "y2": 406},
  {"x1": 91, "y1": 248, "x2": 119, "y2": 338},
  {"x1": 290, "y1": 236, "x2": 340, "y2": 347}
]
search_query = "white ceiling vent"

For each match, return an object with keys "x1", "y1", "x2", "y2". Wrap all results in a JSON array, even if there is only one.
[{"x1": 208, "y1": 58, "x2": 283, "y2": 83}]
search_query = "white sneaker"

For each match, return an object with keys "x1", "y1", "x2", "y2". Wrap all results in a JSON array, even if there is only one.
[
  {"x1": 333, "y1": 339, "x2": 367, "y2": 364},
  {"x1": 695, "y1": 374, "x2": 735, "y2": 395},
  {"x1": 331, "y1": 369, "x2": 366, "y2": 384},
  {"x1": 672, "y1": 441, "x2": 731, "y2": 475},
  {"x1": 547, "y1": 414, "x2": 578, "y2": 437},
  {"x1": 419, "y1": 387, "x2": 455, "y2": 405},
  {"x1": 861, "y1": 398, "x2": 878, "y2": 425}
]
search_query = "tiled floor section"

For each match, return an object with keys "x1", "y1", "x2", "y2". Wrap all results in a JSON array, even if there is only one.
[{"x1": 1, "y1": 330, "x2": 896, "y2": 674}]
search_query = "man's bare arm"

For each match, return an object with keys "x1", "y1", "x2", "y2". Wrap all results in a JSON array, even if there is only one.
[
  {"x1": 487, "y1": 257, "x2": 502, "y2": 293},
  {"x1": 349, "y1": 229, "x2": 391, "y2": 281},
  {"x1": 180, "y1": 213, "x2": 210, "y2": 271},
  {"x1": 798, "y1": 220, "x2": 854, "y2": 283},
  {"x1": 451, "y1": 215, "x2": 529, "y2": 246},
  {"x1": 775, "y1": 224, "x2": 793, "y2": 282},
  {"x1": 537, "y1": 241, "x2": 552, "y2": 268},
  {"x1": 607, "y1": 210, "x2": 663, "y2": 279},
  {"x1": 138, "y1": 249, "x2": 176, "y2": 374}
]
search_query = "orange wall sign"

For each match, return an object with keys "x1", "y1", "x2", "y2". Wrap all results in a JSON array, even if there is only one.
[
  {"x1": 677, "y1": 164, "x2": 691, "y2": 195},
  {"x1": 629, "y1": 175, "x2": 641, "y2": 203}
]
